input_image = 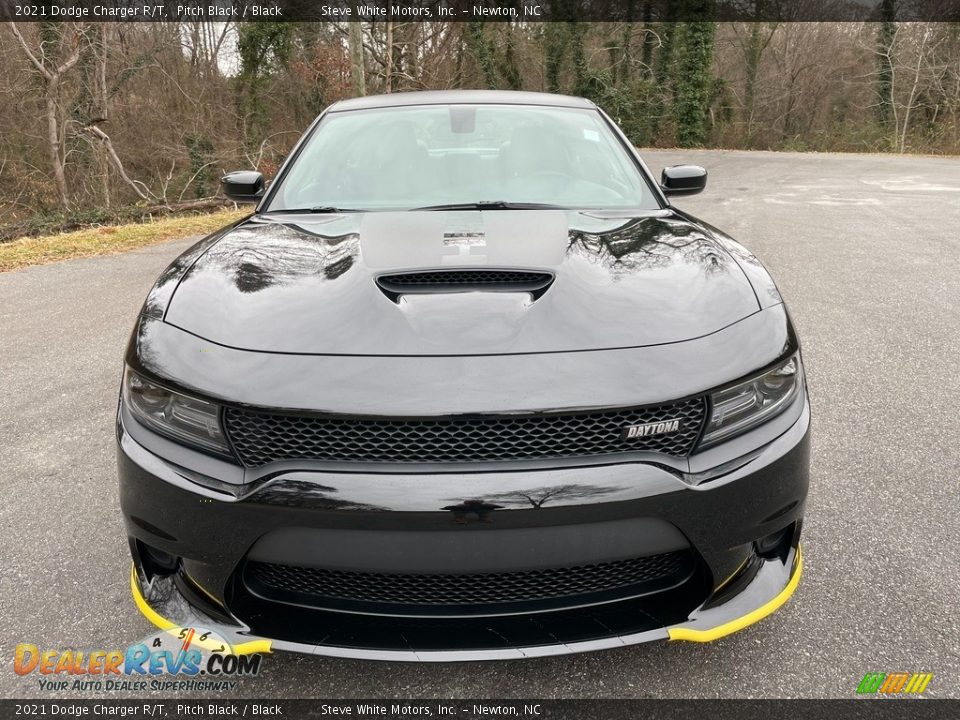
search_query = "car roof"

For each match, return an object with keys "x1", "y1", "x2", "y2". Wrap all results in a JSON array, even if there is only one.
[{"x1": 328, "y1": 90, "x2": 596, "y2": 113}]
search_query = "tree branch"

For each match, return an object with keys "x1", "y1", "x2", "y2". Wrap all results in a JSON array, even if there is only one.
[
  {"x1": 8, "y1": 23, "x2": 51, "y2": 80},
  {"x1": 79, "y1": 124, "x2": 157, "y2": 202}
]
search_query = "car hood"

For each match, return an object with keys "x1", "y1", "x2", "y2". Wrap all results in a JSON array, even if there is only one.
[{"x1": 163, "y1": 210, "x2": 761, "y2": 356}]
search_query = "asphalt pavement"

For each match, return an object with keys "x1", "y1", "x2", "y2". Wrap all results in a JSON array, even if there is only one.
[{"x1": 1, "y1": 149, "x2": 959, "y2": 699}]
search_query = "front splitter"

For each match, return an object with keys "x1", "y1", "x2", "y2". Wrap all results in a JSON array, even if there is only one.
[{"x1": 129, "y1": 546, "x2": 801, "y2": 662}]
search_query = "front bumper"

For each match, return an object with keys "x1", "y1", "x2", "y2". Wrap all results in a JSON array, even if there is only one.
[
  {"x1": 120, "y1": 400, "x2": 809, "y2": 661},
  {"x1": 130, "y1": 548, "x2": 802, "y2": 661}
]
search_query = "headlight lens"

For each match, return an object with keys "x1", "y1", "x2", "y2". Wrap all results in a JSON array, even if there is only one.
[
  {"x1": 699, "y1": 355, "x2": 802, "y2": 448},
  {"x1": 123, "y1": 370, "x2": 230, "y2": 455}
]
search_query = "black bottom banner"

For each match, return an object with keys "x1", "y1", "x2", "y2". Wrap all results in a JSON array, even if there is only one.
[{"x1": 2, "y1": 700, "x2": 957, "y2": 720}]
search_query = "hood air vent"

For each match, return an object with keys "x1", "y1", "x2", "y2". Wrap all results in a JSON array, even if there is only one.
[{"x1": 377, "y1": 269, "x2": 554, "y2": 301}]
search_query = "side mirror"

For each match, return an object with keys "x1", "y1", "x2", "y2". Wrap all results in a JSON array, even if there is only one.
[
  {"x1": 221, "y1": 171, "x2": 264, "y2": 203},
  {"x1": 660, "y1": 165, "x2": 707, "y2": 197}
]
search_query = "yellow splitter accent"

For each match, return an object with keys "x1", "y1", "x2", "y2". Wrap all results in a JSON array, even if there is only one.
[
  {"x1": 668, "y1": 545, "x2": 803, "y2": 642},
  {"x1": 130, "y1": 565, "x2": 271, "y2": 656}
]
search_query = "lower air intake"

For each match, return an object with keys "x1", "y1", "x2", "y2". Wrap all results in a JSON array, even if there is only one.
[{"x1": 244, "y1": 550, "x2": 695, "y2": 614}]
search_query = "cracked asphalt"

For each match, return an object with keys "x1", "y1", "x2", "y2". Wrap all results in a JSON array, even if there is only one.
[{"x1": 1, "y1": 150, "x2": 958, "y2": 699}]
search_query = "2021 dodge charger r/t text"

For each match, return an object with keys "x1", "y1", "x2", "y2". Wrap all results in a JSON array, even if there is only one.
[{"x1": 119, "y1": 91, "x2": 808, "y2": 660}]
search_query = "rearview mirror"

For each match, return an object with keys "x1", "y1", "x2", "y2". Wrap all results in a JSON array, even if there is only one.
[
  {"x1": 221, "y1": 171, "x2": 264, "y2": 203},
  {"x1": 660, "y1": 165, "x2": 707, "y2": 197}
]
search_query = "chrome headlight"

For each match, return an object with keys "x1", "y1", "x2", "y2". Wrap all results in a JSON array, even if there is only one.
[
  {"x1": 122, "y1": 369, "x2": 230, "y2": 455},
  {"x1": 699, "y1": 355, "x2": 803, "y2": 448}
]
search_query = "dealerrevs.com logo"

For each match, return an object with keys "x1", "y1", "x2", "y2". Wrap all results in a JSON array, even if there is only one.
[{"x1": 14, "y1": 627, "x2": 265, "y2": 693}]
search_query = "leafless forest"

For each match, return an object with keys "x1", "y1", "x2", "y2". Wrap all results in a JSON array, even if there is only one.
[{"x1": 2, "y1": 20, "x2": 959, "y2": 231}]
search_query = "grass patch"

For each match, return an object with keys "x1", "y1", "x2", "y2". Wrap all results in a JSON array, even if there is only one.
[{"x1": 0, "y1": 208, "x2": 247, "y2": 273}]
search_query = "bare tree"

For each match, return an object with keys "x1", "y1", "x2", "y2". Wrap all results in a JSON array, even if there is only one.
[
  {"x1": 9, "y1": 22, "x2": 85, "y2": 210},
  {"x1": 731, "y1": 20, "x2": 779, "y2": 146},
  {"x1": 385, "y1": 18, "x2": 394, "y2": 92},
  {"x1": 348, "y1": 19, "x2": 366, "y2": 96},
  {"x1": 869, "y1": 23, "x2": 947, "y2": 152}
]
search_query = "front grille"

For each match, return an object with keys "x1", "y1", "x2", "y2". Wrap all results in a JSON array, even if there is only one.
[
  {"x1": 245, "y1": 551, "x2": 691, "y2": 609},
  {"x1": 223, "y1": 397, "x2": 706, "y2": 468}
]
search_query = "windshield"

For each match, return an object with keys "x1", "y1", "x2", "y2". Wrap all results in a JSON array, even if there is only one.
[{"x1": 265, "y1": 104, "x2": 661, "y2": 212}]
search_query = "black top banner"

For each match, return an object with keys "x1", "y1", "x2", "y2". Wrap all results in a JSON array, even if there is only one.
[{"x1": 2, "y1": 0, "x2": 960, "y2": 22}]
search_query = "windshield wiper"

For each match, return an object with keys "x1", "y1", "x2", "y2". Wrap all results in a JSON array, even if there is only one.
[
  {"x1": 412, "y1": 201, "x2": 564, "y2": 211},
  {"x1": 263, "y1": 206, "x2": 359, "y2": 214}
]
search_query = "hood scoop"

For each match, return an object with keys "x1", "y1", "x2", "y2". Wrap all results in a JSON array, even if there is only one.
[{"x1": 376, "y1": 269, "x2": 554, "y2": 302}]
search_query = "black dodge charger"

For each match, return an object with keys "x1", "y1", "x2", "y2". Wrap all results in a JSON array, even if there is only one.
[{"x1": 119, "y1": 90, "x2": 808, "y2": 660}]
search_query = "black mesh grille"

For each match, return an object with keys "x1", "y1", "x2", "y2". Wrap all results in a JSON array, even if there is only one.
[
  {"x1": 245, "y1": 551, "x2": 690, "y2": 608},
  {"x1": 380, "y1": 269, "x2": 552, "y2": 287},
  {"x1": 223, "y1": 397, "x2": 706, "y2": 467}
]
